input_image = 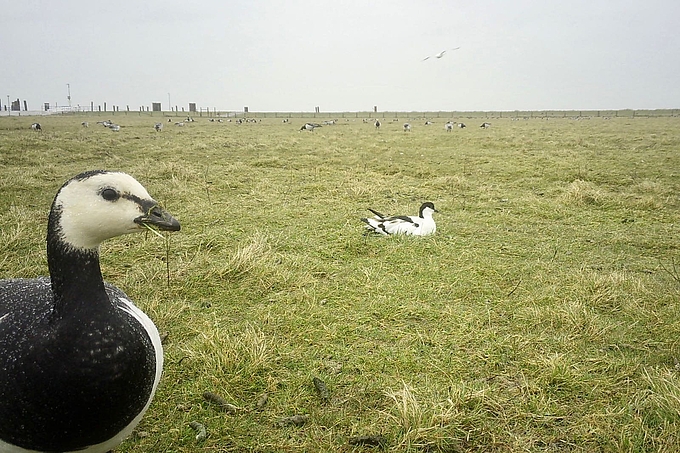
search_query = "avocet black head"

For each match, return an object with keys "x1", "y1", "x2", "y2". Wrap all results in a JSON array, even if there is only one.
[
  {"x1": 0, "y1": 170, "x2": 180, "y2": 453},
  {"x1": 419, "y1": 201, "x2": 438, "y2": 217}
]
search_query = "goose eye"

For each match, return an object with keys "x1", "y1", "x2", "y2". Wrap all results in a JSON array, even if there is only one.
[{"x1": 101, "y1": 188, "x2": 120, "y2": 201}]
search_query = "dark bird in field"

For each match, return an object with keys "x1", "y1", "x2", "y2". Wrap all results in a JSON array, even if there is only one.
[
  {"x1": 0, "y1": 170, "x2": 180, "y2": 453},
  {"x1": 300, "y1": 123, "x2": 321, "y2": 131},
  {"x1": 361, "y1": 202, "x2": 438, "y2": 236}
]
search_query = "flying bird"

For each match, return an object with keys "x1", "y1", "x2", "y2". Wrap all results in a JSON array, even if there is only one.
[{"x1": 422, "y1": 47, "x2": 461, "y2": 61}]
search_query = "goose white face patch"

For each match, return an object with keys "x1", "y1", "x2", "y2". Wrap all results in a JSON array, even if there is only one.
[{"x1": 55, "y1": 172, "x2": 156, "y2": 250}]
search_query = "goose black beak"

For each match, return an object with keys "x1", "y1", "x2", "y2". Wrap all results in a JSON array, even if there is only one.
[{"x1": 135, "y1": 204, "x2": 181, "y2": 232}]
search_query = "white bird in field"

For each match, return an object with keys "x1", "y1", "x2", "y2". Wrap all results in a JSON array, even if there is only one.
[
  {"x1": 154, "y1": 122, "x2": 163, "y2": 132},
  {"x1": 361, "y1": 202, "x2": 438, "y2": 236},
  {"x1": 421, "y1": 47, "x2": 460, "y2": 61},
  {"x1": 403, "y1": 122, "x2": 411, "y2": 132}
]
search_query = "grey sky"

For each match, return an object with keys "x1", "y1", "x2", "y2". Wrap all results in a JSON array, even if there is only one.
[{"x1": 2, "y1": 0, "x2": 679, "y2": 112}]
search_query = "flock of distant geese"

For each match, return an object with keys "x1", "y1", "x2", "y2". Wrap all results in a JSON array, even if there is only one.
[{"x1": 29, "y1": 118, "x2": 492, "y2": 134}]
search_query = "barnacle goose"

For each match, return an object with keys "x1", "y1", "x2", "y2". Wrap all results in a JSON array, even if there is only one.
[
  {"x1": 0, "y1": 170, "x2": 180, "y2": 453},
  {"x1": 300, "y1": 123, "x2": 321, "y2": 131},
  {"x1": 361, "y1": 202, "x2": 438, "y2": 236}
]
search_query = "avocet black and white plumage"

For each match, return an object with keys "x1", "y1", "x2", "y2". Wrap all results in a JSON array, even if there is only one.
[
  {"x1": 374, "y1": 119, "x2": 381, "y2": 129},
  {"x1": 480, "y1": 122, "x2": 491, "y2": 129},
  {"x1": 445, "y1": 121, "x2": 454, "y2": 131},
  {"x1": 154, "y1": 122, "x2": 163, "y2": 132},
  {"x1": 30, "y1": 122, "x2": 42, "y2": 131},
  {"x1": 361, "y1": 202, "x2": 438, "y2": 236},
  {"x1": 403, "y1": 122, "x2": 411, "y2": 132},
  {"x1": 0, "y1": 170, "x2": 180, "y2": 453}
]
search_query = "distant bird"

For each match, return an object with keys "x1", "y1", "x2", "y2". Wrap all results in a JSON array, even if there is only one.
[
  {"x1": 374, "y1": 119, "x2": 381, "y2": 129},
  {"x1": 174, "y1": 121, "x2": 185, "y2": 127},
  {"x1": 457, "y1": 122, "x2": 466, "y2": 128},
  {"x1": 445, "y1": 121, "x2": 454, "y2": 132},
  {"x1": 81, "y1": 121, "x2": 89, "y2": 127},
  {"x1": 300, "y1": 123, "x2": 321, "y2": 131},
  {"x1": 422, "y1": 47, "x2": 460, "y2": 61},
  {"x1": 108, "y1": 124, "x2": 121, "y2": 132},
  {"x1": 30, "y1": 123, "x2": 41, "y2": 131},
  {"x1": 424, "y1": 121, "x2": 433, "y2": 126},
  {"x1": 403, "y1": 122, "x2": 411, "y2": 132},
  {"x1": 480, "y1": 122, "x2": 491, "y2": 129},
  {"x1": 97, "y1": 120, "x2": 113, "y2": 128},
  {"x1": 361, "y1": 202, "x2": 438, "y2": 236},
  {"x1": 0, "y1": 170, "x2": 180, "y2": 453},
  {"x1": 154, "y1": 123, "x2": 163, "y2": 132}
]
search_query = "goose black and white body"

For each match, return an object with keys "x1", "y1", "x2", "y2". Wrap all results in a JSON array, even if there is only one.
[
  {"x1": 0, "y1": 170, "x2": 180, "y2": 453},
  {"x1": 361, "y1": 202, "x2": 438, "y2": 236},
  {"x1": 300, "y1": 122, "x2": 321, "y2": 131}
]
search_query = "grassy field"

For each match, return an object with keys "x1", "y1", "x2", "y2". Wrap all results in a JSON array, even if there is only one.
[{"x1": 0, "y1": 113, "x2": 679, "y2": 452}]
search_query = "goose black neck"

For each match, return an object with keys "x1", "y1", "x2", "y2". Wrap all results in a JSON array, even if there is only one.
[{"x1": 47, "y1": 211, "x2": 106, "y2": 313}]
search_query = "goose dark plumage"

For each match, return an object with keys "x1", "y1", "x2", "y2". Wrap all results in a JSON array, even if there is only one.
[{"x1": 0, "y1": 170, "x2": 180, "y2": 453}]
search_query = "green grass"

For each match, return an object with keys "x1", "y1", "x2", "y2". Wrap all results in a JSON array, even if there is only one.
[{"x1": 1, "y1": 113, "x2": 679, "y2": 452}]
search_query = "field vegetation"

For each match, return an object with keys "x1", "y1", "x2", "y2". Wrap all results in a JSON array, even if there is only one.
[{"x1": 0, "y1": 113, "x2": 679, "y2": 452}]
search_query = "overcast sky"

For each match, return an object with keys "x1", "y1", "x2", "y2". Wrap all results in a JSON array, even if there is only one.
[{"x1": 2, "y1": 0, "x2": 679, "y2": 112}]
